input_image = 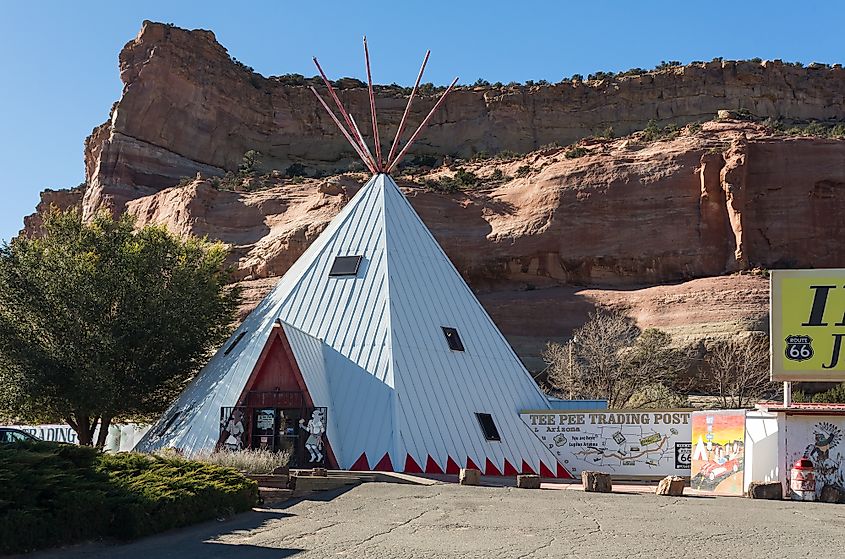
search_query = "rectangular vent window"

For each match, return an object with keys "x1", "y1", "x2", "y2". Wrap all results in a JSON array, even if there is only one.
[
  {"x1": 329, "y1": 255, "x2": 363, "y2": 277},
  {"x1": 224, "y1": 331, "x2": 247, "y2": 355},
  {"x1": 475, "y1": 413, "x2": 501, "y2": 441},
  {"x1": 442, "y1": 327, "x2": 465, "y2": 351}
]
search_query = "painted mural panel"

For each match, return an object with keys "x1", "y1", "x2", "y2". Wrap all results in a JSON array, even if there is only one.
[
  {"x1": 691, "y1": 410, "x2": 746, "y2": 495},
  {"x1": 521, "y1": 410, "x2": 691, "y2": 477},
  {"x1": 785, "y1": 415, "x2": 845, "y2": 498}
]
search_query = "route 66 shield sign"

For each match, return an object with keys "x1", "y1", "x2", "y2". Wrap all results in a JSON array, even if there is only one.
[{"x1": 785, "y1": 335, "x2": 814, "y2": 362}]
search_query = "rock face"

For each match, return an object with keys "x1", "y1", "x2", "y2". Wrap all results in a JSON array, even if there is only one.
[
  {"x1": 84, "y1": 21, "x2": 845, "y2": 218},
  {"x1": 21, "y1": 22, "x2": 845, "y2": 369}
]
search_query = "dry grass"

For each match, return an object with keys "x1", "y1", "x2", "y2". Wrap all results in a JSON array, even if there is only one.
[{"x1": 193, "y1": 448, "x2": 292, "y2": 475}]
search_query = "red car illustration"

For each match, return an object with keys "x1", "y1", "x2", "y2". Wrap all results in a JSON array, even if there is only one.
[{"x1": 699, "y1": 458, "x2": 739, "y2": 481}]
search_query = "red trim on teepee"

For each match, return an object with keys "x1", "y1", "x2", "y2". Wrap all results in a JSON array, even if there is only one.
[
  {"x1": 445, "y1": 456, "x2": 460, "y2": 475},
  {"x1": 556, "y1": 463, "x2": 574, "y2": 480},
  {"x1": 484, "y1": 458, "x2": 502, "y2": 476},
  {"x1": 425, "y1": 456, "x2": 444, "y2": 474},
  {"x1": 373, "y1": 453, "x2": 394, "y2": 472},
  {"x1": 539, "y1": 462, "x2": 556, "y2": 478},
  {"x1": 503, "y1": 459, "x2": 519, "y2": 476},
  {"x1": 350, "y1": 452, "x2": 370, "y2": 471},
  {"x1": 521, "y1": 460, "x2": 536, "y2": 475},
  {"x1": 466, "y1": 457, "x2": 481, "y2": 471},
  {"x1": 404, "y1": 454, "x2": 423, "y2": 474}
]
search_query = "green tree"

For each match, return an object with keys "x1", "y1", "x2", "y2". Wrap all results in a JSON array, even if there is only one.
[{"x1": 0, "y1": 209, "x2": 240, "y2": 446}]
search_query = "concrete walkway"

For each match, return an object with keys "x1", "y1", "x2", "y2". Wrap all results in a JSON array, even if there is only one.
[{"x1": 29, "y1": 482, "x2": 845, "y2": 558}]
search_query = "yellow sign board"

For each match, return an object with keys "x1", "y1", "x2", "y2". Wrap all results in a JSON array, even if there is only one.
[{"x1": 771, "y1": 269, "x2": 845, "y2": 381}]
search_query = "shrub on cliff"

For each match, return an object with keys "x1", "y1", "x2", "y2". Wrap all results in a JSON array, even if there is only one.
[
  {"x1": 0, "y1": 441, "x2": 258, "y2": 554},
  {"x1": 0, "y1": 210, "x2": 240, "y2": 445}
]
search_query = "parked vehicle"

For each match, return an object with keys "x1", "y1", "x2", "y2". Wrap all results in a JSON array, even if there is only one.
[{"x1": 0, "y1": 427, "x2": 38, "y2": 443}]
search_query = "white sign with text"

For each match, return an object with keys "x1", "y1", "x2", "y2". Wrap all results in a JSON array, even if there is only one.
[{"x1": 521, "y1": 410, "x2": 692, "y2": 477}]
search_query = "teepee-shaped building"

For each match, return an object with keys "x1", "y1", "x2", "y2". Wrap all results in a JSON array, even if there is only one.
[{"x1": 135, "y1": 41, "x2": 568, "y2": 478}]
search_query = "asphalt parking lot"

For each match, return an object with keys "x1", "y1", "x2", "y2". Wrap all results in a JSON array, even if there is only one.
[{"x1": 30, "y1": 481, "x2": 845, "y2": 559}]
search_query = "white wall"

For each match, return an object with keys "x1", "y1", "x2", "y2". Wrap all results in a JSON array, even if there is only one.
[
  {"x1": 743, "y1": 411, "x2": 782, "y2": 492},
  {"x1": 5, "y1": 423, "x2": 150, "y2": 452}
]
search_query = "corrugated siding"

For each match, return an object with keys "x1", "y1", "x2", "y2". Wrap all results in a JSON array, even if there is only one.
[
  {"x1": 135, "y1": 175, "x2": 386, "y2": 456},
  {"x1": 136, "y1": 174, "x2": 558, "y2": 473},
  {"x1": 380, "y1": 175, "x2": 557, "y2": 472}
]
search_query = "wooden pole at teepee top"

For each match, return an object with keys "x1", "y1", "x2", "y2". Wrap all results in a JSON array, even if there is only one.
[
  {"x1": 386, "y1": 50, "x2": 430, "y2": 167},
  {"x1": 349, "y1": 114, "x2": 378, "y2": 172},
  {"x1": 312, "y1": 57, "x2": 378, "y2": 172},
  {"x1": 309, "y1": 86, "x2": 377, "y2": 174},
  {"x1": 386, "y1": 77, "x2": 459, "y2": 174},
  {"x1": 363, "y1": 37, "x2": 383, "y2": 172}
]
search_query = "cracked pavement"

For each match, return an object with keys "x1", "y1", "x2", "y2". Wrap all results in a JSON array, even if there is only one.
[{"x1": 30, "y1": 482, "x2": 845, "y2": 558}]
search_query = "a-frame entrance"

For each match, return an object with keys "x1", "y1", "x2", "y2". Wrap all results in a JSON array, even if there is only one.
[{"x1": 218, "y1": 321, "x2": 337, "y2": 469}]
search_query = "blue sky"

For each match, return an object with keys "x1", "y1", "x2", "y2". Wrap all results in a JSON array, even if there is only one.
[{"x1": 2, "y1": 0, "x2": 843, "y2": 243}]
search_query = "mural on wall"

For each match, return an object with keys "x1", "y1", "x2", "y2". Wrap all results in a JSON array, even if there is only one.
[
  {"x1": 521, "y1": 410, "x2": 691, "y2": 477},
  {"x1": 787, "y1": 416, "x2": 845, "y2": 497},
  {"x1": 691, "y1": 410, "x2": 746, "y2": 495},
  {"x1": 220, "y1": 407, "x2": 246, "y2": 450},
  {"x1": 299, "y1": 408, "x2": 326, "y2": 464}
]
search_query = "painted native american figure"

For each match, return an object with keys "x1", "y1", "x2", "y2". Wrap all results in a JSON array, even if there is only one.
[{"x1": 299, "y1": 410, "x2": 325, "y2": 463}]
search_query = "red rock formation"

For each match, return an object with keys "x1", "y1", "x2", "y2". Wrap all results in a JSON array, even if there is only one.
[
  {"x1": 83, "y1": 21, "x2": 845, "y2": 219},
  {"x1": 22, "y1": 21, "x2": 845, "y2": 367}
]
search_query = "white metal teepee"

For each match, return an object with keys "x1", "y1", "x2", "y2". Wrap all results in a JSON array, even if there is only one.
[{"x1": 135, "y1": 40, "x2": 568, "y2": 478}]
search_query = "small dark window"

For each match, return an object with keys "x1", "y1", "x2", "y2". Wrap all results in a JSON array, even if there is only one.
[
  {"x1": 442, "y1": 327, "x2": 465, "y2": 351},
  {"x1": 475, "y1": 413, "x2": 501, "y2": 441},
  {"x1": 224, "y1": 330, "x2": 247, "y2": 355},
  {"x1": 329, "y1": 255, "x2": 363, "y2": 276}
]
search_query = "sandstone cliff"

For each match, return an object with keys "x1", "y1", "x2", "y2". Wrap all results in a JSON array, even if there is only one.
[
  {"x1": 83, "y1": 21, "x2": 845, "y2": 219},
  {"x1": 24, "y1": 21, "x2": 845, "y2": 369}
]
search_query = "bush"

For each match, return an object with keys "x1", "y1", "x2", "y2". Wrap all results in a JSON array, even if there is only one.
[
  {"x1": 515, "y1": 164, "x2": 531, "y2": 178},
  {"x1": 795, "y1": 383, "x2": 845, "y2": 403},
  {"x1": 640, "y1": 120, "x2": 681, "y2": 142},
  {"x1": 564, "y1": 145, "x2": 589, "y2": 159},
  {"x1": 0, "y1": 442, "x2": 258, "y2": 554}
]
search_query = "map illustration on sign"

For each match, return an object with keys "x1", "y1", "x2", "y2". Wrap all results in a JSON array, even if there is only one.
[
  {"x1": 520, "y1": 410, "x2": 691, "y2": 477},
  {"x1": 572, "y1": 425, "x2": 679, "y2": 471}
]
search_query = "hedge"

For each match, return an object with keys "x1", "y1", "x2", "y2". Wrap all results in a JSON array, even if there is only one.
[{"x1": 0, "y1": 441, "x2": 259, "y2": 555}]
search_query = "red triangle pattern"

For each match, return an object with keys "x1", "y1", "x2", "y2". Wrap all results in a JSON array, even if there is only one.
[
  {"x1": 521, "y1": 460, "x2": 536, "y2": 475},
  {"x1": 466, "y1": 457, "x2": 481, "y2": 471},
  {"x1": 485, "y1": 458, "x2": 503, "y2": 476},
  {"x1": 503, "y1": 459, "x2": 519, "y2": 476},
  {"x1": 445, "y1": 456, "x2": 460, "y2": 474},
  {"x1": 404, "y1": 454, "x2": 423, "y2": 474},
  {"x1": 350, "y1": 452, "x2": 369, "y2": 471},
  {"x1": 425, "y1": 455, "x2": 444, "y2": 474},
  {"x1": 539, "y1": 461, "x2": 556, "y2": 478},
  {"x1": 556, "y1": 462, "x2": 574, "y2": 480},
  {"x1": 374, "y1": 452, "x2": 394, "y2": 472}
]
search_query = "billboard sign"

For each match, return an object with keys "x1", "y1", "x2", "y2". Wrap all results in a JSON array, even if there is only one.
[
  {"x1": 520, "y1": 409, "x2": 692, "y2": 478},
  {"x1": 771, "y1": 269, "x2": 845, "y2": 381}
]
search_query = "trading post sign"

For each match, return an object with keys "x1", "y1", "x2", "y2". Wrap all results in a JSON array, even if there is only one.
[
  {"x1": 521, "y1": 410, "x2": 692, "y2": 478},
  {"x1": 771, "y1": 269, "x2": 845, "y2": 381}
]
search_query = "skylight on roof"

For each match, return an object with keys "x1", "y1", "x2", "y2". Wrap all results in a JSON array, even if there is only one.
[
  {"x1": 329, "y1": 255, "x2": 363, "y2": 277},
  {"x1": 475, "y1": 413, "x2": 501, "y2": 441},
  {"x1": 442, "y1": 327, "x2": 465, "y2": 352}
]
